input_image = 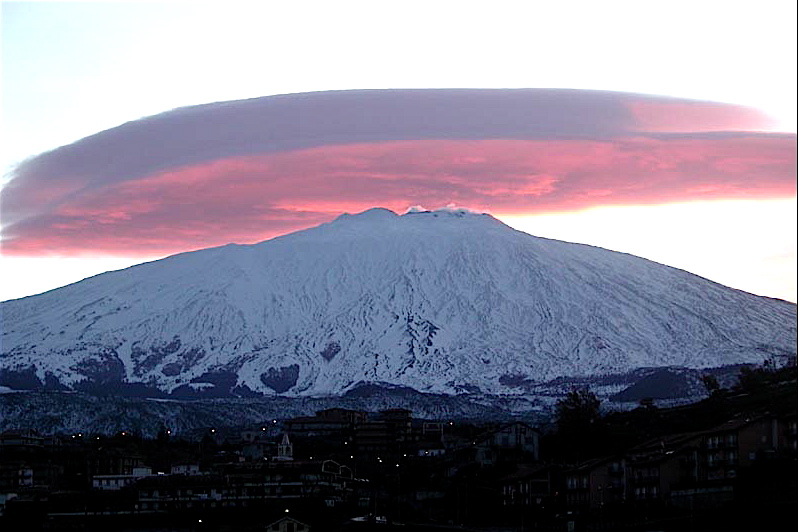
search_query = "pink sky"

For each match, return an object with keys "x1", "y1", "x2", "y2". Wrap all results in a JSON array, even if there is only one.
[
  {"x1": 3, "y1": 89, "x2": 793, "y2": 256},
  {"x1": 4, "y1": 135, "x2": 795, "y2": 256}
]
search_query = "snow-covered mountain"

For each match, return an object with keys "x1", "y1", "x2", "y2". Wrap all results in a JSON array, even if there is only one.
[{"x1": 2, "y1": 208, "x2": 795, "y2": 398}]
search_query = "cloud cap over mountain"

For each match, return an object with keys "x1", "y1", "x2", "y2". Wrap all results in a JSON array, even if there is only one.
[{"x1": 2, "y1": 89, "x2": 794, "y2": 256}]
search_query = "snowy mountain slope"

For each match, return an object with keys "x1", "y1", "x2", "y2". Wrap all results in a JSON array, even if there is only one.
[{"x1": 2, "y1": 208, "x2": 795, "y2": 397}]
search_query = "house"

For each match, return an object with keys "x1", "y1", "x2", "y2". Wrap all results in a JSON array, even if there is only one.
[
  {"x1": 380, "y1": 409, "x2": 412, "y2": 439},
  {"x1": 354, "y1": 409, "x2": 413, "y2": 456},
  {"x1": 624, "y1": 430, "x2": 705, "y2": 508},
  {"x1": 136, "y1": 459, "x2": 354, "y2": 512},
  {"x1": 0, "y1": 460, "x2": 63, "y2": 491},
  {"x1": 92, "y1": 474, "x2": 138, "y2": 491},
  {"x1": 91, "y1": 447, "x2": 147, "y2": 476},
  {"x1": 170, "y1": 463, "x2": 200, "y2": 475},
  {"x1": 472, "y1": 422, "x2": 540, "y2": 466},
  {"x1": 421, "y1": 421, "x2": 444, "y2": 438},
  {"x1": 500, "y1": 463, "x2": 559, "y2": 508},
  {"x1": 243, "y1": 441, "x2": 268, "y2": 461},
  {"x1": 415, "y1": 444, "x2": 446, "y2": 458},
  {"x1": 667, "y1": 414, "x2": 791, "y2": 508},
  {"x1": 620, "y1": 413, "x2": 798, "y2": 511},
  {"x1": 265, "y1": 515, "x2": 311, "y2": 532},
  {"x1": 0, "y1": 429, "x2": 45, "y2": 449},
  {"x1": 92, "y1": 466, "x2": 151, "y2": 490},
  {"x1": 0, "y1": 463, "x2": 33, "y2": 489},
  {"x1": 732, "y1": 413, "x2": 795, "y2": 464},
  {"x1": 564, "y1": 456, "x2": 626, "y2": 510},
  {"x1": 240, "y1": 427, "x2": 271, "y2": 444},
  {"x1": 442, "y1": 422, "x2": 541, "y2": 478}
]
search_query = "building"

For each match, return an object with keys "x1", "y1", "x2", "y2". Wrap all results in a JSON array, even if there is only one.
[
  {"x1": 354, "y1": 409, "x2": 413, "y2": 456},
  {"x1": 624, "y1": 430, "x2": 705, "y2": 509},
  {"x1": 92, "y1": 466, "x2": 152, "y2": 490},
  {"x1": 240, "y1": 427, "x2": 271, "y2": 444},
  {"x1": 0, "y1": 430, "x2": 46, "y2": 449},
  {"x1": 415, "y1": 444, "x2": 446, "y2": 458},
  {"x1": 276, "y1": 433, "x2": 294, "y2": 461},
  {"x1": 564, "y1": 456, "x2": 626, "y2": 510},
  {"x1": 91, "y1": 447, "x2": 147, "y2": 476},
  {"x1": 316, "y1": 408, "x2": 367, "y2": 426},
  {"x1": 135, "y1": 459, "x2": 354, "y2": 512},
  {"x1": 265, "y1": 515, "x2": 311, "y2": 532},
  {"x1": 501, "y1": 463, "x2": 559, "y2": 508},
  {"x1": 472, "y1": 422, "x2": 540, "y2": 467},
  {"x1": 284, "y1": 409, "x2": 367, "y2": 439},
  {"x1": 0, "y1": 463, "x2": 34, "y2": 490},
  {"x1": 668, "y1": 414, "x2": 795, "y2": 509},
  {"x1": 171, "y1": 463, "x2": 200, "y2": 475},
  {"x1": 573, "y1": 413, "x2": 798, "y2": 512}
]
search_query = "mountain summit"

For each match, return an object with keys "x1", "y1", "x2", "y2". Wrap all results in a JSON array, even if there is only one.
[{"x1": 2, "y1": 208, "x2": 795, "y2": 397}]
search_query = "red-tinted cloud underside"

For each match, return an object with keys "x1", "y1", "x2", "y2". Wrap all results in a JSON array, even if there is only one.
[{"x1": 4, "y1": 136, "x2": 795, "y2": 256}]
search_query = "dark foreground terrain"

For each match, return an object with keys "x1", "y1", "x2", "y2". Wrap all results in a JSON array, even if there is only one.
[{"x1": 1, "y1": 361, "x2": 795, "y2": 531}]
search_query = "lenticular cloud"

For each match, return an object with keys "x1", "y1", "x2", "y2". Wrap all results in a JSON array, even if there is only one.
[{"x1": 2, "y1": 89, "x2": 795, "y2": 256}]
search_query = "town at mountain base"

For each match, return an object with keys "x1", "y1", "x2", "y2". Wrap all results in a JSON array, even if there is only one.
[{"x1": 1, "y1": 361, "x2": 795, "y2": 531}]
